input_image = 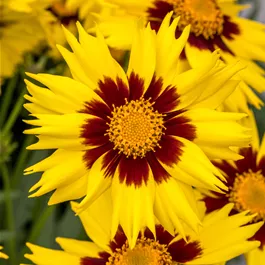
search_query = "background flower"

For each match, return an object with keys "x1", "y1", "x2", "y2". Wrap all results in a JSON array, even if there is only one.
[
  {"x1": 23, "y1": 192, "x2": 263, "y2": 265},
  {"x1": 95, "y1": 0, "x2": 265, "y2": 113}
]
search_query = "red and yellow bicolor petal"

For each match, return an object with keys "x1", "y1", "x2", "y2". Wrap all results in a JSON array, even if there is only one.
[
  {"x1": 184, "y1": 109, "x2": 251, "y2": 160},
  {"x1": 185, "y1": 204, "x2": 263, "y2": 264},
  {"x1": 58, "y1": 22, "x2": 128, "y2": 89},
  {"x1": 110, "y1": 173, "x2": 157, "y2": 247}
]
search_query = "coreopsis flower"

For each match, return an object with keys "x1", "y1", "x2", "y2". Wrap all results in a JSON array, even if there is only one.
[
  {"x1": 65, "y1": 0, "x2": 107, "y2": 29},
  {"x1": 23, "y1": 191, "x2": 263, "y2": 265},
  {"x1": 40, "y1": 0, "x2": 109, "y2": 59},
  {"x1": 96, "y1": 0, "x2": 265, "y2": 112},
  {"x1": 0, "y1": 246, "x2": 8, "y2": 260},
  {"x1": 24, "y1": 13, "x2": 251, "y2": 247},
  {"x1": 202, "y1": 113, "x2": 265, "y2": 265},
  {"x1": 0, "y1": 0, "x2": 49, "y2": 79},
  {"x1": 5, "y1": 0, "x2": 53, "y2": 12}
]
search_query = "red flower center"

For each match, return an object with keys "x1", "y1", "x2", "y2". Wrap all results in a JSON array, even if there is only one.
[{"x1": 107, "y1": 97, "x2": 165, "y2": 159}]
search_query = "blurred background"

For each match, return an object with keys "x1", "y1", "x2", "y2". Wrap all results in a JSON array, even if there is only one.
[{"x1": 0, "y1": 0, "x2": 264, "y2": 264}]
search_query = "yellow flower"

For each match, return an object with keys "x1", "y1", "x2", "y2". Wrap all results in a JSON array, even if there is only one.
[
  {"x1": 39, "y1": 0, "x2": 108, "y2": 59},
  {"x1": 4, "y1": 0, "x2": 53, "y2": 12},
  {"x1": 97, "y1": 0, "x2": 265, "y2": 112},
  {"x1": 0, "y1": 0, "x2": 50, "y2": 79},
  {"x1": 202, "y1": 112, "x2": 265, "y2": 265},
  {"x1": 24, "y1": 13, "x2": 251, "y2": 247},
  {"x1": 65, "y1": 0, "x2": 107, "y2": 30},
  {"x1": 23, "y1": 192, "x2": 263, "y2": 265},
  {"x1": 0, "y1": 246, "x2": 8, "y2": 259}
]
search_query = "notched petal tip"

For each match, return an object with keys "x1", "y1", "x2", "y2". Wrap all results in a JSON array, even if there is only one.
[
  {"x1": 24, "y1": 171, "x2": 33, "y2": 176},
  {"x1": 25, "y1": 72, "x2": 36, "y2": 78}
]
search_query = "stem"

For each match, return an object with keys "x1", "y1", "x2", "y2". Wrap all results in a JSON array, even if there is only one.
[
  {"x1": 0, "y1": 75, "x2": 18, "y2": 128},
  {"x1": 2, "y1": 87, "x2": 26, "y2": 136},
  {"x1": 11, "y1": 135, "x2": 35, "y2": 188},
  {"x1": 1, "y1": 164, "x2": 16, "y2": 265},
  {"x1": 19, "y1": 206, "x2": 55, "y2": 262}
]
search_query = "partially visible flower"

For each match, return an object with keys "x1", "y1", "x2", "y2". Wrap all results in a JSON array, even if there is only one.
[
  {"x1": 4, "y1": 0, "x2": 53, "y2": 12},
  {"x1": 23, "y1": 191, "x2": 263, "y2": 265},
  {"x1": 0, "y1": 0, "x2": 50, "y2": 79},
  {"x1": 202, "y1": 112, "x2": 265, "y2": 265},
  {"x1": 0, "y1": 246, "x2": 8, "y2": 259},
  {"x1": 65, "y1": 0, "x2": 109, "y2": 30},
  {"x1": 39, "y1": 0, "x2": 110, "y2": 59},
  {"x1": 24, "y1": 14, "x2": 251, "y2": 247},
  {"x1": 96, "y1": 0, "x2": 265, "y2": 112}
]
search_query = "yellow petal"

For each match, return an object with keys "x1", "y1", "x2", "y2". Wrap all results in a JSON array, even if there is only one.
[
  {"x1": 155, "y1": 12, "x2": 190, "y2": 86},
  {"x1": 56, "y1": 238, "x2": 102, "y2": 258},
  {"x1": 26, "y1": 135, "x2": 84, "y2": 151},
  {"x1": 245, "y1": 247, "x2": 265, "y2": 265},
  {"x1": 48, "y1": 173, "x2": 88, "y2": 205},
  {"x1": 57, "y1": 45, "x2": 96, "y2": 88},
  {"x1": 173, "y1": 136, "x2": 227, "y2": 192},
  {"x1": 27, "y1": 151, "x2": 86, "y2": 198},
  {"x1": 26, "y1": 73, "x2": 105, "y2": 105},
  {"x1": 127, "y1": 19, "x2": 156, "y2": 94},
  {"x1": 155, "y1": 178, "x2": 202, "y2": 239},
  {"x1": 111, "y1": 173, "x2": 156, "y2": 248},
  {"x1": 76, "y1": 153, "x2": 112, "y2": 212},
  {"x1": 24, "y1": 113, "x2": 89, "y2": 138},
  {"x1": 24, "y1": 243, "x2": 80, "y2": 265},
  {"x1": 24, "y1": 80, "x2": 79, "y2": 114},
  {"x1": 185, "y1": 108, "x2": 251, "y2": 149},
  {"x1": 188, "y1": 204, "x2": 263, "y2": 264},
  {"x1": 257, "y1": 133, "x2": 265, "y2": 163},
  {"x1": 71, "y1": 190, "x2": 112, "y2": 251}
]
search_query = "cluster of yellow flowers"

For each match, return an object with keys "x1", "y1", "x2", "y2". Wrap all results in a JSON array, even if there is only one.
[{"x1": 1, "y1": 0, "x2": 265, "y2": 264}]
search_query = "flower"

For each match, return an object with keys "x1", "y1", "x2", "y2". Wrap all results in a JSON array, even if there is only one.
[
  {"x1": 96, "y1": 0, "x2": 265, "y2": 112},
  {"x1": 0, "y1": 0, "x2": 49, "y2": 79},
  {"x1": 39, "y1": 0, "x2": 109, "y2": 59},
  {"x1": 202, "y1": 112, "x2": 265, "y2": 265},
  {"x1": 23, "y1": 192, "x2": 263, "y2": 265},
  {"x1": 24, "y1": 13, "x2": 251, "y2": 247},
  {"x1": 65, "y1": 0, "x2": 107, "y2": 30},
  {"x1": 0, "y1": 246, "x2": 8, "y2": 260}
]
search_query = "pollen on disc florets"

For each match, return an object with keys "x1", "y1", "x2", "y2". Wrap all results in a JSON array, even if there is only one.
[
  {"x1": 107, "y1": 237, "x2": 173, "y2": 265},
  {"x1": 229, "y1": 170, "x2": 265, "y2": 222},
  {"x1": 107, "y1": 97, "x2": 165, "y2": 159},
  {"x1": 165, "y1": 0, "x2": 224, "y2": 39}
]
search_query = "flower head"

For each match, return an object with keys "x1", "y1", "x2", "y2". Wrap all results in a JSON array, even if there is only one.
[
  {"x1": 24, "y1": 13, "x2": 251, "y2": 247},
  {"x1": 23, "y1": 192, "x2": 263, "y2": 265},
  {"x1": 38, "y1": 0, "x2": 108, "y2": 59},
  {"x1": 0, "y1": 0, "x2": 49, "y2": 79},
  {"x1": 97, "y1": 0, "x2": 265, "y2": 112},
  {"x1": 202, "y1": 112, "x2": 265, "y2": 265}
]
